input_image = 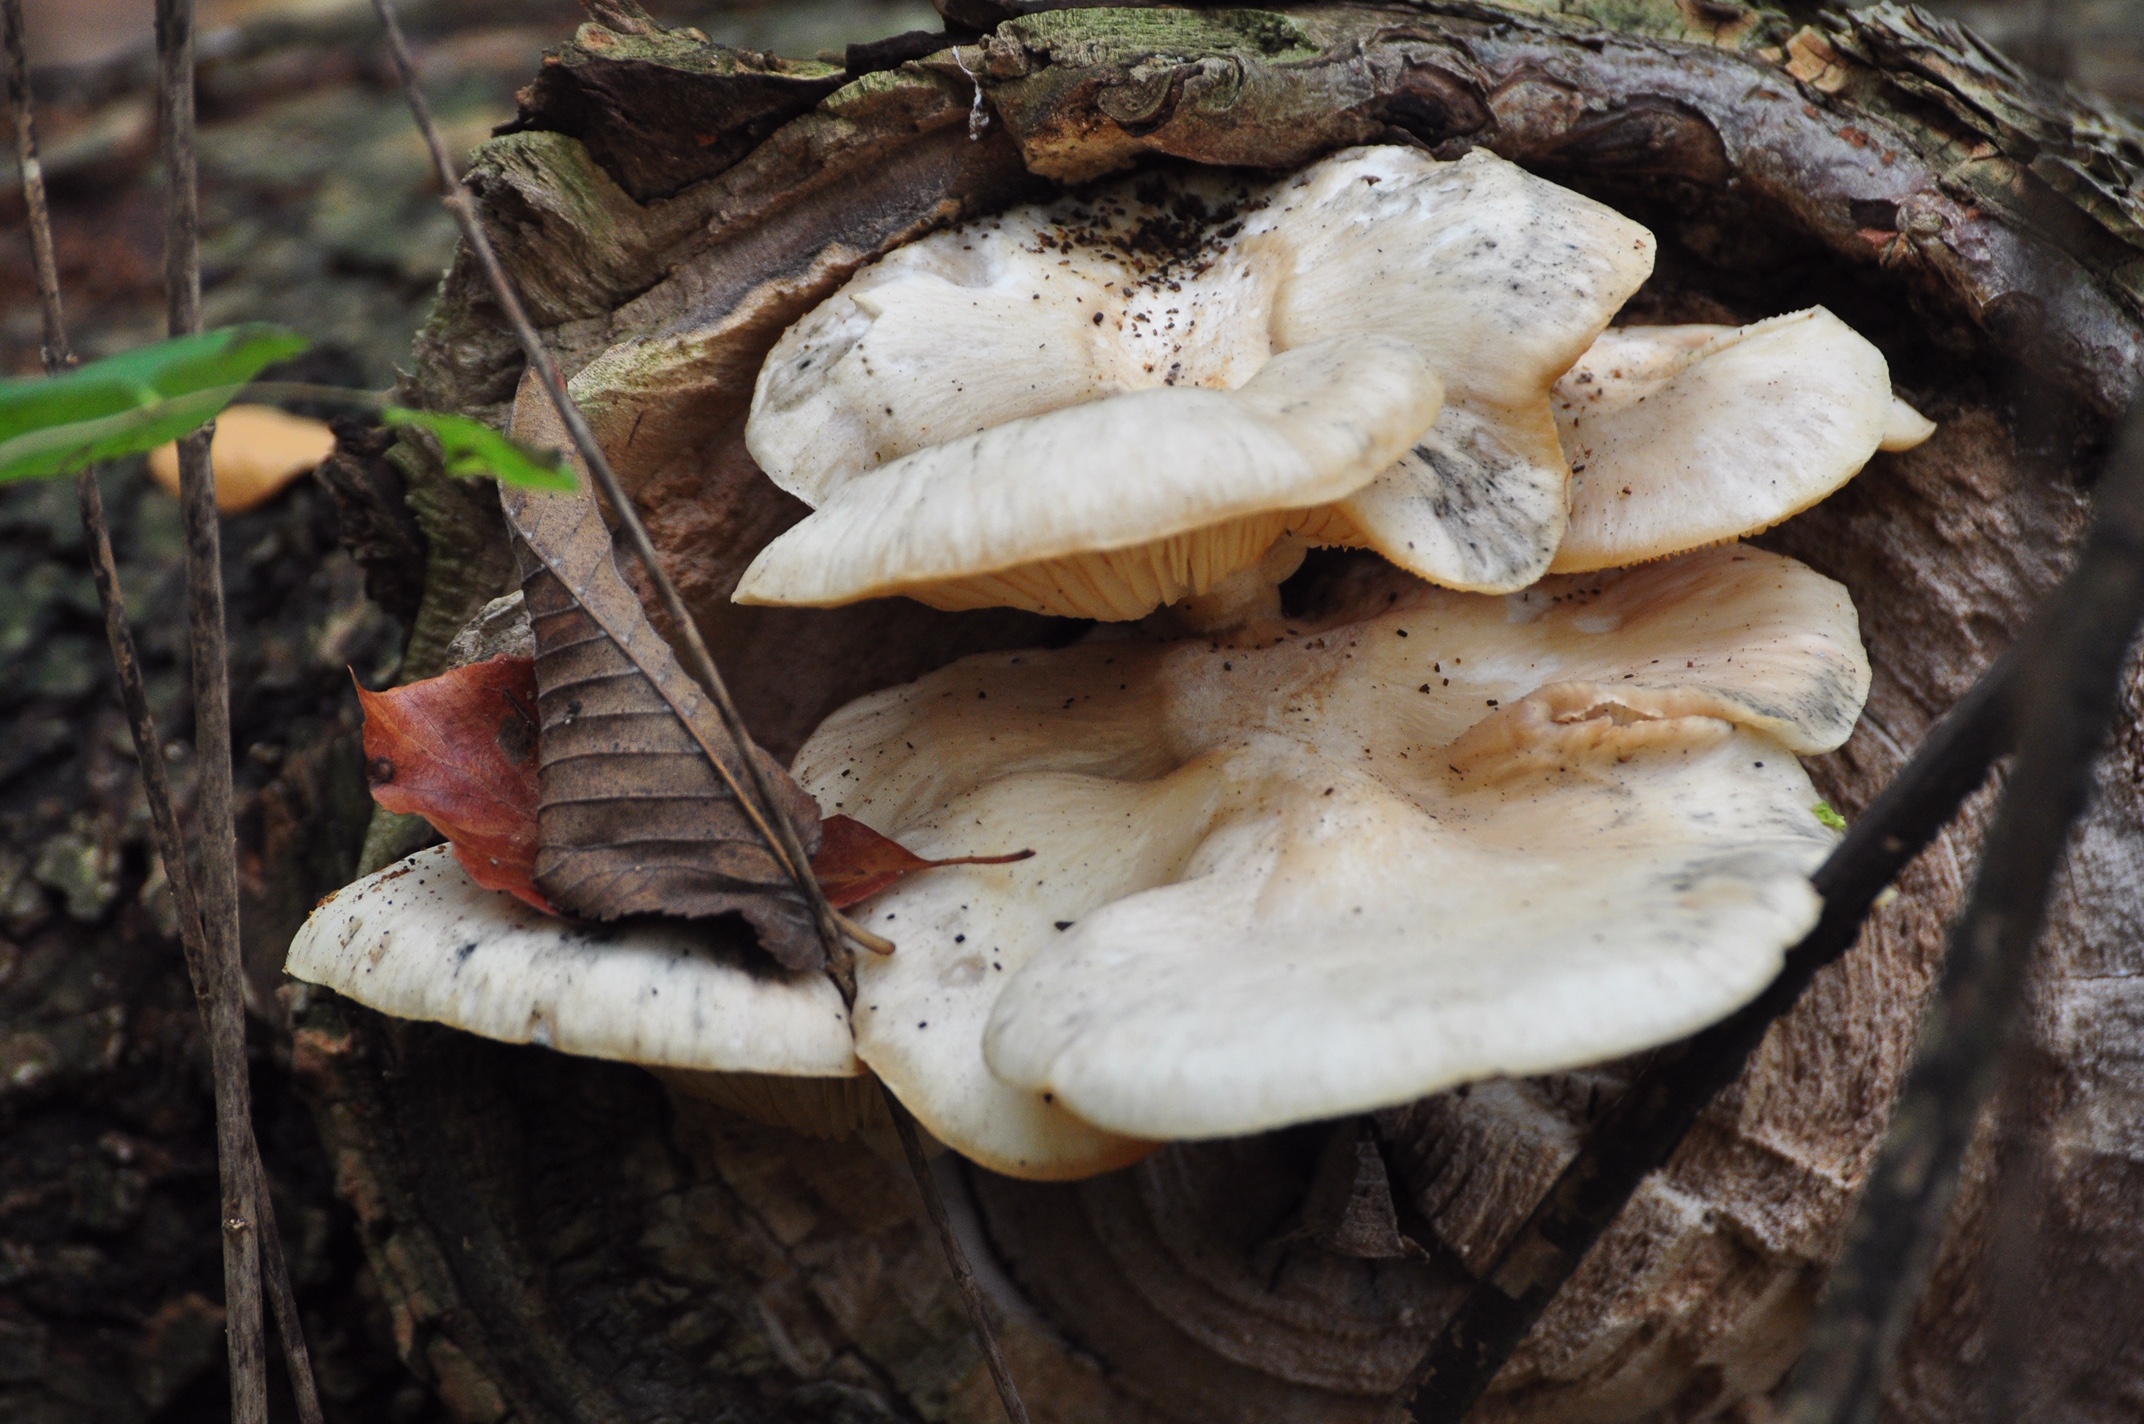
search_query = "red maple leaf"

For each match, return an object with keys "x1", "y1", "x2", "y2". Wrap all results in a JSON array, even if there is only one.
[
  {"x1": 355, "y1": 659, "x2": 1031, "y2": 924},
  {"x1": 356, "y1": 656, "x2": 552, "y2": 913},
  {"x1": 813, "y1": 814, "x2": 1034, "y2": 909}
]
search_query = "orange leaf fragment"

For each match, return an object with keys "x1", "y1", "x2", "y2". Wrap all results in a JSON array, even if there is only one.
[
  {"x1": 811, "y1": 815, "x2": 1034, "y2": 909},
  {"x1": 356, "y1": 660, "x2": 1029, "y2": 926},
  {"x1": 356, "y1": 656, "x2": 553, "y2": 913}
]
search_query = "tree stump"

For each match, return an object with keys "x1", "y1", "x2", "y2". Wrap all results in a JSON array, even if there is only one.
[{"x1": 293, "y1": 4, "x2": 2144, "y2": 1421}]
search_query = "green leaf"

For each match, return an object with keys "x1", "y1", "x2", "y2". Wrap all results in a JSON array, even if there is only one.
[
  {"x1": 1812, "y1": 800, "x2": 1848, "y2": 831},
  {"x1": 0, "y1": 324, "x2": 310, "y2": 484},
  {"x1": 382, "y1": 408, "x2": 576, "y2": 492}
]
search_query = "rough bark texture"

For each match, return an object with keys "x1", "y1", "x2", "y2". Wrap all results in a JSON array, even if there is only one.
[{"x1": 280, "y1": 4, "x2": 2144, "y2": 1423}]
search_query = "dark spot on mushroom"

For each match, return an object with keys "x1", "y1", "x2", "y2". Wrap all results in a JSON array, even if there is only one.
[{"x1": 1054, "y1": 921, "x2": 1074, "y2": 931}]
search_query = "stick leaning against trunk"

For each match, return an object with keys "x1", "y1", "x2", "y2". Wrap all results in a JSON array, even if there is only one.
[
  {"x1": 1403, "y1": 299, "x2": 2144, "y2": 1424},
  {"x1": 362, "y1": 4, "x2": 1029, "y2": 1420}
]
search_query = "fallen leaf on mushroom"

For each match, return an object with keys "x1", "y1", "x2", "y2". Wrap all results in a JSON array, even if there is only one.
[
  {"x1": 350, "y1": 655, "x2": 1020, "y2": 916},
  {"x1": 812, "y1": 813, "x2": 1037, "y2": 909},
  {"x1": 356, "y1": 656, "x2": 550, "y2": 912}
]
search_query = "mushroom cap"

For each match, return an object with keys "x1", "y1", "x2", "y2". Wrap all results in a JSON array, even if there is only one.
[
  {"x1": 285, "y1": 845, "x2": 860, "y2": 1077},
  {"x1": 735, "y1": 336, "x2": 1443, "y2": 618},
  {"x1": 1881, "y1": 395, "x2": 1938, "y2": 452},
  {"x1": 147, "y1": 403, "x2": 336, "y2": 514},
  {"x1": 1550, "y1": 309, "x2": 1924, "y2": 572},
  {"x1": 796, "y1": 543, "x2": 1867, "y2": 1162},
  {"x1": 741, "y1": 146, "x2": 1653, "y2": 620},
  {"x1": 1253, "y1": 146, "x2": 1654, "y2": 591}
]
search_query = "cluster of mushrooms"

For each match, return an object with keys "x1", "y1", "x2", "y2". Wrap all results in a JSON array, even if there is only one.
[{"x1": 291, "y1": 146, "x2": 1933, "y2": 1181}]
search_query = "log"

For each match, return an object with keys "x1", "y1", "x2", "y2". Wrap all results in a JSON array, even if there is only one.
[{"x1": 292, "y1": 4, "x2": 2144, "y2": 1421}]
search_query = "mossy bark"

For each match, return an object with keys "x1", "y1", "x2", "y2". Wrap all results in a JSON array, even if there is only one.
[{"x1": 298, "y1": 5, "x2": 2144, "y2": 1422}]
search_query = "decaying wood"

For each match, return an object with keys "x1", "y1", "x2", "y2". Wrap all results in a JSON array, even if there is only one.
[
  {"x1": 293, "y1": 3, "x2": 2144, "y2": 1422},
  {"x1": 1784, "y1": 369, "x2": 2144, "y2": 1423}
]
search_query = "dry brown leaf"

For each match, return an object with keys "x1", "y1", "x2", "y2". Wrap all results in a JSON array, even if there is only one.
[
  {"x1": 356, "y1": 661, "x2": 1018, "y2": 935},
  {"x1": 499, "y1": 409, "x2": 828, "y2": 971}
]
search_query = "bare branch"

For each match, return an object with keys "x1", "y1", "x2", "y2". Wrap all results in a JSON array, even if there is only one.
[
  {"x1": 887, "y1": 1090, "x2": 1034, "y2": 1424},
  {"x1": 1778, "y1": 393, "x2": 2144, "y2": 1423},
  {"x1": 4, "y1": 5, "x2": 323, "y2": 1421},
  {"x1": 1398, "y1": 646, "x2": 2023, "y2": 1420},
  {"x1": 153, "y1": 2, "x2": 268, "y2": 1419},
  {"x1": 362, "y1": 6, "x2": 1034, "y2": 1421},
  {"x1": 2, "y1": 0, "x2": 66, "y2": 370}
]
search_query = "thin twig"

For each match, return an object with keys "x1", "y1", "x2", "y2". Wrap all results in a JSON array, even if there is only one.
[
  {"x1": 887, "y1": 1092, "x2": 1034, "y2": 1424},
  {"x1": 2, "y1": 5, "x2": 63, "y2": 372},
  {"x1": 1398, "y1": 645, "x2": 2024, "y2": 1420},
  {"x1": 1777, "y1": 395, "x2": 2144, "y2": 1424},
  {"x1": 364, "y1": 0, "x2": 862, "y2": 981},
  {"x1": 6, "y1": 7, "x2": 321, "y2": 1422},
  {"x1": 153, "y1": 4, "x2": 268, "y2": 1422},
  {"x1": 364, "y1": 7, "x2": 1026, "y2": 1422},
  {"x1": 76, "y1": 470, "x2": 327, "y2": 1424}
]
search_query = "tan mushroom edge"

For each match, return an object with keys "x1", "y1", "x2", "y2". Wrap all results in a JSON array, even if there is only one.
[
  {"x1": 798, "y1": 544, "x2": 1868, "y2": 1163},
  {"x1": 1550, "y1": 310, "x2": 1935, "y2": 573},
  {"x1": 147, "y1": 403, "x2": 336, "y2": 514},
  {"x1": 741, "y1": 146, "x2": 1653, "y2": 623},
  {"x1": 284, "y1": 844, "x2": 862, "y2": 1082}
]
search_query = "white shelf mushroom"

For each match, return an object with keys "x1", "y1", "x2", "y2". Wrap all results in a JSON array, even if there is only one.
[
  {"x1": 296, "y1": 145, "x2": 1930, "y2": 1184},
  {"x1": 286, "y1": 844, "x2": 860, "y2": 1080},
  {"x1": 795, "y1": 544, "x2": 1869, "y2": 1175},
  {"x1": 1551, "y1": 310, "x2": 1936, "y2": 572},
  {"x1": 737, "y1": 146, "x2": 1654, "y2": 623}
]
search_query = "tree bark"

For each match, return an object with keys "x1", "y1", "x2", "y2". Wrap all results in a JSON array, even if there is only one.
[{"x1": 294, "y1": 4, "x2": 2144, "y2": 1422}]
